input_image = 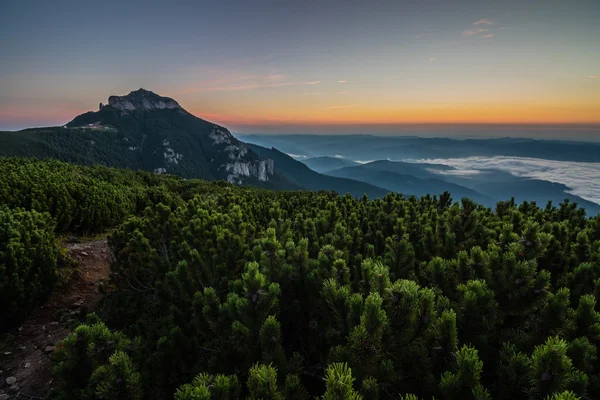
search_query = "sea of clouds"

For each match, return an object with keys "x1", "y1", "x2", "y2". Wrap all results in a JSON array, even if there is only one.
[{"x1": 412, "y1": 156, "x2": 600, "y2": 205}]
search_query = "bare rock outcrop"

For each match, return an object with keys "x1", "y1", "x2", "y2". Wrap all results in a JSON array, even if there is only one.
[{"x1": 107, "y1": 88, "x2": 181, "y2": 111}]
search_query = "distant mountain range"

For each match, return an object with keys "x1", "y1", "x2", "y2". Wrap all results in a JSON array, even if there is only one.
[
  {"x1": 325, "y1": 161, "x2": 493, "y2": 206},
  {"x1": 238, "y1": 134, "x2": 600, "y2": 216},
  {"x1": 321, "y1": 160, "x2": 600, "y2": 215},
  {"x1": 301, "y1": 156, "x2": 359, "y2": 173},
  {"x1": 237, "y1": 134, "x2": 600, "y2": 163},
  {"x1": 247, "y1": 145, "x2": 388, "y2": 198}
]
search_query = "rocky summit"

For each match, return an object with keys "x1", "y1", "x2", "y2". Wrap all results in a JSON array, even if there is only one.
[{"x1": 105, "y1": 88, "x2": 182, "y2": 112}]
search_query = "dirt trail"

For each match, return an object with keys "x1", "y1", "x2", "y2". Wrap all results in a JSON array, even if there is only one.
[{"x1": 0, "y1": 239, "x2": 112, "y2": 399}]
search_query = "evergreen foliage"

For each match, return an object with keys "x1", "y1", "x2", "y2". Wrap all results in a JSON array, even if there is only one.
[
  {"x1": 0, "y1": 157, "x2": 186, "y2": 233},
  {"x1": 47, "y1": 179, "x2": 600, "y2": 399},
  {"x1": 0, "y1": 205, "x2": 59, "y2": 330},
  {"x1": 51, "y1": 315, "x2": 140, "y2": 399},
  {"x1": 3, "y1": 157, "x2": 600, "y2": 399}
]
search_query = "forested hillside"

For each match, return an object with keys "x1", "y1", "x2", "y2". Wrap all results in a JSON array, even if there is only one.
[{"x1": 2, "y1": 157, "x2": 600, "y2": 399}]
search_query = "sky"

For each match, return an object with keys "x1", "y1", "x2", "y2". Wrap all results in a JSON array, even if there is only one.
[{"x1": 1, "y1": 0, "x2": 599, "y2": 138}]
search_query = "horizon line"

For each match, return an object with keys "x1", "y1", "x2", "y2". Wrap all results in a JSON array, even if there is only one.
[{"x1": 4, "y1": 121, "x2": 600, "y2": 133}]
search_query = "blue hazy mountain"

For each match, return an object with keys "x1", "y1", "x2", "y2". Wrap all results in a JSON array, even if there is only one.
[
  {"x1": 236, "y1": 134, "x2": 600, "y2": 163},
  {"x1": 326, "y1": 160, "x2": 600, "y2": 215},
  {"x1": 326, "y1": 163, "x2": 493, "y2": 206},
  {"x1": 301, "y1": 156, "x2": 359, "y2": 173},
  {"x1": 348, "y1": 160, "x2": 455, "y2": 179},
  {"x1": 436, "y1": 168, "x2": 600, "y2": 216}
]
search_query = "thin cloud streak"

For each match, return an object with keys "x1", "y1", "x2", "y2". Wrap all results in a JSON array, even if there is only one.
[
  {"x1": 180, "y1": 75, "x2": 324, "y2": 93},
  {"x1": 428, "y1": 57, "x2": 437, "y2": 61},
  {"x1": 473, "y1": 19, "x2": 494, "y2": 25},
  {"x1": 179, "y1": 74, "x2": 286, "y2": 93},
  {"x1": 429, "y1": 168, "x2": 482, "y2": 176},
  {"x1": 482, "y1": 34, "x2": 494, "y2": 38},
  {"x1": 328, "y1": 105, "x2": 356, "y2": 109},
  {"x1": 285, "y1": 153, "x2": 308, "y2": 160},
  {"x1": 462, "y1": 19, "x2": 494, "y2": 37},
  {"x1": 463, "y1": 28, "x2": 489, "y2": 36}
]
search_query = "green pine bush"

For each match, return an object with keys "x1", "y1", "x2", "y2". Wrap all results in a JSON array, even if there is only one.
[{"x1": 0, "y1": 205, "x2": 59, "y2": 330}]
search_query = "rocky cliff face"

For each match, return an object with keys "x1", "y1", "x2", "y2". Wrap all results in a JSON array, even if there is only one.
[
  {"x1": 225, "y1": 159, "x2": 275, "y2": 184},
  {"x1": 208, "y1": 127, "x2": 275, "y2": 184},
  {"x1": 107, "y1": 88, "x2": 182, "y2": 111}
]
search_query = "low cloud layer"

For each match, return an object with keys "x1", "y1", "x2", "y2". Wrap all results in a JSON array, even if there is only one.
[
  {"x1": 429, "y1": 168, "x2": 482, "y2": 176},
  {"x1": 286, "y1": 153, "x2": 308, "y2": 159},
  {"x1": 414, "y1": 156, "x2": 600, "y2": 205}
]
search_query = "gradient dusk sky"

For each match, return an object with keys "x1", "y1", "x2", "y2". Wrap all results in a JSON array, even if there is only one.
[{"x1": 1, "y1": 0, "x2": 599, "y2": 137}]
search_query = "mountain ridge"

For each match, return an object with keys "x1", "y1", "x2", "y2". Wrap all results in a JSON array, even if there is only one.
[
  {"x1": 1, "y1": 89, "x2": 285, "y2": 187},
  {"x1": 326, "y1": 164, "x2": 493, "y2": 205},
  {"x1": 331, "y1": 160, "x2": 600, "y2": 215},
  {"x1": 301, "y1": 156, "x2": 359, "y2": 173},
  {"x1": 236, "y1": 133, "x2": 600, "y2": 163}
]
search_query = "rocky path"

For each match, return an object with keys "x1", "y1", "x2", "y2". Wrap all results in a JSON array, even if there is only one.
[{"x1": 0, "y1": 239, "x2": 112, "y2": 399}]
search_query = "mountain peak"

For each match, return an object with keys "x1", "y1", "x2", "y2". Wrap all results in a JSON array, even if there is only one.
[{"x1": 106, "y1": 88, "x2": 182, "y2": 111}]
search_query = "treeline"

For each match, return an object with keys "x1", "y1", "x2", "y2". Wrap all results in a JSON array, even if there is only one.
[
  {"x1": 47, "y1": 181, "x2": 600, "y2": 399},
  {"x1": 0, "y1": 157, "x2": 186, "y2": 234}
]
